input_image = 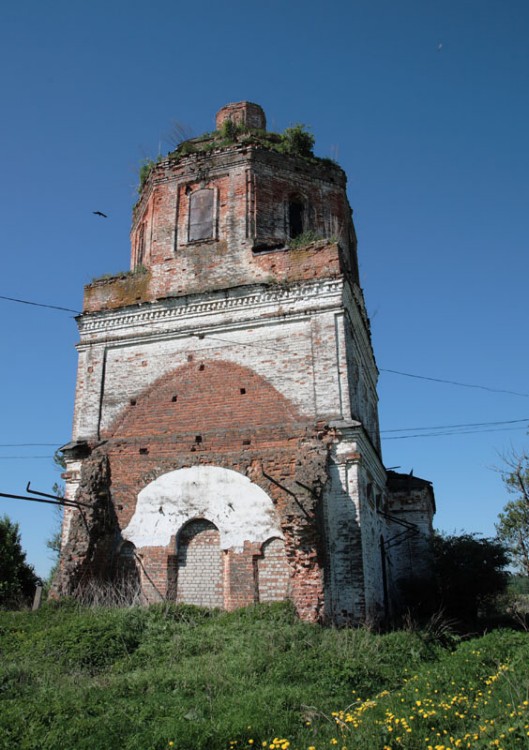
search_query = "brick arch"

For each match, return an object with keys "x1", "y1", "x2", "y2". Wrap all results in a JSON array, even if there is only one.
[{"x1": 106, "y1": 359, "x2": 301, "y2": 439}]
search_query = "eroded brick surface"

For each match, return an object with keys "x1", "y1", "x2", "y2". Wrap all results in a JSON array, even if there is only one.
[{"x1": 56, "y1": 102, "x2": 435, "y2": 624}]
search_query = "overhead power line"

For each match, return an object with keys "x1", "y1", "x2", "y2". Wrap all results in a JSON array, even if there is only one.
[
  {"x1": 0, "y1": 455, "x2": 54, "y2": 459},
  {"x1": 0, "y1": 294, "x2": 80, "y2": 315},
  {"x1": 2, "y1": 292, "x2": 527, "y2": 400},
  {"x1": 380, "y1": 368, "x2": 529, "y2": 398},
  {"x1": 381, "y1": 418, "x2": 529, "y2": 434},
  {"x1": 0, "y1": 443, "x2": 61, "y2": 447},
  {"x1": 384, "y1": 425, "x2": 527, "y2": 440}
]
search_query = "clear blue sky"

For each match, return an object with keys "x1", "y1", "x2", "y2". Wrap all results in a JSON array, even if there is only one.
[{"x1": 1, "y1": 0, "x2": 528, "y2": 579}]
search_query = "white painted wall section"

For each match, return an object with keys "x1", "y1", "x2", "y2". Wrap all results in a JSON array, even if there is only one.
[{"x1": 122, "y1": 466, "x2": 282, "y2": 552}]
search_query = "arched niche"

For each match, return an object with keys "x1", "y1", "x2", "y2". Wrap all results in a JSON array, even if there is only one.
[
  {"x1": 174, "y1": 519, "x2": 224, "y2": 607},
  {"x1": 257, "y1": 537, "x2": 290, "y2": 602}
]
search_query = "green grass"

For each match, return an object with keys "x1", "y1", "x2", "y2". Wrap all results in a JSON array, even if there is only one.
[{"x1": 0, "y1": 602, "x2": 528, "y2": 750}]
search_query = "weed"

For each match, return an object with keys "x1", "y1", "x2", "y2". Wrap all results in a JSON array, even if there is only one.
[
  {"x1": 138, "y1": 155, "x2": 163, "y2": 193},
  {"x1": 288, "y1": 231, "x2": 324, "y2": 249}
]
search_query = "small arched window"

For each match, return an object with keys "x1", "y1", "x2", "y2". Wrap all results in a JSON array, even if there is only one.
[
  {"x1": 288, "y1": 196, "x2": 304, "y2": 239},
  {"x1": 188, "y1": 188, "x2": 215, "y2": 242}
]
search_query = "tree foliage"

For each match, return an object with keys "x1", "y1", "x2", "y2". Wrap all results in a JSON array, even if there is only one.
[
  {"x1": 0, "y1": 515, "x2": 39, "y2": 608},
  {"x1": 432, "y1": 532, "x2": 509, "y2": 623},
  {"x1": 46, "y1": 450, "x2": 65, "y2": 585},
  {"x1": 496, "y1": 450, "x2": 529, "y2": 576}
]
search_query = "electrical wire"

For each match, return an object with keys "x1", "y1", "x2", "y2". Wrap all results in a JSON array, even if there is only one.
[
  {"x1": 0, "y1": 455, "x2": 54, "y2": 459},
  {"x1": 381, "y1": 418, "x2": 529, "y2": 434},
  {"x1": 0, "y1": 443, "x2": 61, "y2": 447},
  {"x1": 2, "y1": 292, "x2": 527, "y2": 399},
  {"x1": 0, "y1": 294, "x2": 80, "y2": 315},
  {"x1": 384, "y1": 425, "x2": 527, "y2": 440},
  {"x1": 380, "y1": 368, "x2": 529, "y2": 398}
]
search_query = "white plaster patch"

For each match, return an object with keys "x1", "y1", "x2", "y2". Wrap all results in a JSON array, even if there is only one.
[{"x1": 122, "y1": 465, "x2": 282, "y2": 552}]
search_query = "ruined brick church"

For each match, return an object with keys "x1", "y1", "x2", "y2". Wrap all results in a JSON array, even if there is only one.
[{"x1": 55, "y1": 102, "x2": 435, "y2": 624}]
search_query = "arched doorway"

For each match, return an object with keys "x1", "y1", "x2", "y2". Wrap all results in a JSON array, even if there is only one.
[{"x1": 175, "y1": 519, "x2": 224, "y2": 607}]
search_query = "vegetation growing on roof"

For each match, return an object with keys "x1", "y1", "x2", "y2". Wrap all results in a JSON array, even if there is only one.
[
  {"x1": 135, "y1": 122, "x2": 339, "y2": 197},
  {"x1": 90, "y1": 265, "x2": 148, "y2": 285},
  {"x1": 138, "y1": 156, "x2": 163, "y2": 193},
  {"x1": 165, "y1": 122, "x2": 337, "y2": 167},
  {"x1": 280, "y1": 124, "x2": 315, "y2": 157},
  {"x1": 288, "y1": 230, "x2": 325, "y2": 249}
]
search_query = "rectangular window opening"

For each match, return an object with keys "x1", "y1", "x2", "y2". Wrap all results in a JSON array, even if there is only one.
[{"x1": 188, "y1": 188, "x2": 215, "y2": 242}]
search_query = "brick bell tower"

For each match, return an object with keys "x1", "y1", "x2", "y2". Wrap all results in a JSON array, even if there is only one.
[{"x1": 56, "y1": 102, "x2": 434, "y2": 624}]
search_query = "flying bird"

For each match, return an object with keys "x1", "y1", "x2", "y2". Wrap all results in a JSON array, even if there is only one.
[{"x1": 93, "y1": 211, "x2": 108, "y2": 218}]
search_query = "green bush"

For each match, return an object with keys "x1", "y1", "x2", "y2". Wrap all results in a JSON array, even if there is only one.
[{"x1": 279, "y1": 124, "x2": 315, "y2": 157}]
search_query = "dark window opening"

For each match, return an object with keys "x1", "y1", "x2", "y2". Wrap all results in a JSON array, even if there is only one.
[
  {"x1": 139, "y1": 447, "x2": 149, "y2": 455},
  {"x1": 289, "y1": 199, "x2": 304, "y2": 239},
  {"x1": 171, "y1": 395, "x2": 178, "y2": 402},
  {"x1": 198, "y1": 364, "x2": 205, "y2": 371},
  {"x1": 195, "y1": 435, "x2": 202, "y2": 444},
  {"x1": 130, "y1": 399, "x2": 137, "y2": 406},
  {"x1": 240, "y1": 387, "x2": 246, "y2": 395}
]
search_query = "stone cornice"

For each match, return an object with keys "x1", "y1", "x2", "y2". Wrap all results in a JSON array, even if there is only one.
[{"x1": 77, "y1": 278, "x2": 344, "y2": 339}]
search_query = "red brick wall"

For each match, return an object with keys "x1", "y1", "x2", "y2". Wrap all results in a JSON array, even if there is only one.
[
  {"x1": 83, "y1": 359, "x2": 329, "y2": 620},
  {"x1": 105, "y1": 359, "x2": 301, "y2": 444},
  {"x1": 83, "y1": 144, "x2": 357, "y2": 313}
]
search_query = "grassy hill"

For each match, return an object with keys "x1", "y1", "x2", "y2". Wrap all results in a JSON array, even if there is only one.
[{"x1": 0, "y1": 602, "x2": 528, "y2": 750}]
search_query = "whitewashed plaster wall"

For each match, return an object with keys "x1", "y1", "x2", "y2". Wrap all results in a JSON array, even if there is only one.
[
  {"x1": 322, "y1": 424, "x2": 387, "y2": 623},
  {"x1": 72, "y1": 278, "x2": 357, "y2": 440},
  {"x1": 122, "y1": 466, "x2": 282, "y2": 552}
]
